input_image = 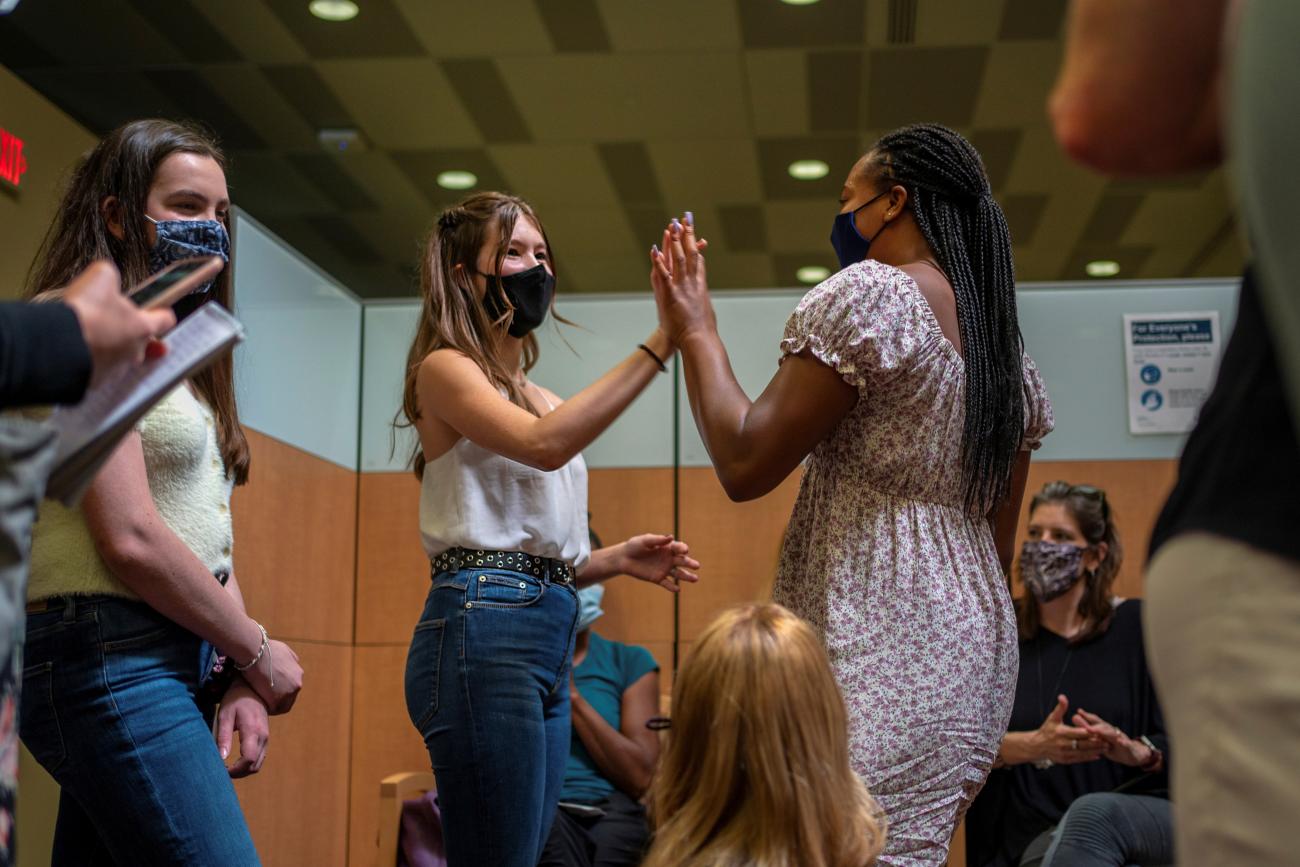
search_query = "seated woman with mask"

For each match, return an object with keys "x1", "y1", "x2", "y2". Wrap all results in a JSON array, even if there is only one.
[
  {"x1": 965, "y1": 481, "x2": 1171, "y2": 867},
  {"x1": 539, "y1": 583, "x2": 661, "y2": 867}
]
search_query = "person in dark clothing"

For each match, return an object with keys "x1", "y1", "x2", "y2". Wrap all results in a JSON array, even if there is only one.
[
  {"x1": 966, "y1": 482, "x2": 1170, "y2": 867},
  {"x1": 0, "y1": 259, "x2": 173, "y2": 867},
  {"x1": 538, "y1": 584, "x2": 660, "y2": 867},
  {"x1": 0, "y1": 259, "x2": 173, "y2": 409}
]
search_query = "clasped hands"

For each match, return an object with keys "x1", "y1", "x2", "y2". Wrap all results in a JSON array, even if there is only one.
[
  {"x1": 1033, "y1": 694, "x2": 1156, "y2": 768},
  {"x1": 648, "y1": 213, "x2": 716, "y2": 349}
]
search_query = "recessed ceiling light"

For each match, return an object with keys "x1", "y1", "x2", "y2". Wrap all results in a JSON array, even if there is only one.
[
  {"x1": 797, "y1": 266, "x2": 830, "y2": 284},
  {"x1": 788, "y1": 159, "x2": 830, "y2": 181},
  {"x1": 308, "y1": 0, "x2": 358, "y2": 22},
  {"x1": 437, "y1": 170, "x2": 478, "y2": 191},
  {"x1": 1085, "y1": 259, "x2": 1121, "y2": 277},
  {"x1": 781, "y1": 0, "x2": 821, "y2": 5}
]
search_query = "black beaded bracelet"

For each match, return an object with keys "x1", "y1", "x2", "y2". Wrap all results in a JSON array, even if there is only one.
[{"x1": 638, "y1": 343, "x2": 668, "y2": 372}]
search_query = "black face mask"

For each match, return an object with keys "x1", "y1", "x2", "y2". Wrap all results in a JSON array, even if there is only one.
[{"x1": 481, "y1": 264, "x2": 555, "y2": 337}]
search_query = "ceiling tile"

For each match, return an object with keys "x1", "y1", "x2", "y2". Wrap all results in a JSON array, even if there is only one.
[
  {"x1": 316, "y1": 58, "x2": 483, "y2": 149},
  {"x1": 999, "y1": 0, "x2": 1068, "y2": 41},
  {"x1": 288, "y1": 152, "x2": 378, "y2": 212},
  {"x1": 716, "y1": 204, "x2": 769, "y2": 253},
  {"x1": 868, "y1": 47, "x2": 988, "y2": 128},
  {"x1": 969, "y1": 128, "x2": 1022, "y2": 191},
  {"x1": 597, "y1": 142, "x2": 663, "y2": 205},
  {"x1": 651, "y1": 139, "x2": 763, "y2": 211},
  {"x1": 536, "y1": 0, "x2": 612, "y2": 52},
  {"x1": 123, "y1": 0, "x2": 243, "y2": 62},
  {"x1": 489, "y1": 143, "x2": 624, "y2": 212},
  {"x1": 1080, "y1": 192, "x2": 1144, "y2": 244},
  {"x1": 703, "y1": 252, "x2": 779, "y2": 289},
  {"x1": 917, "y1": 0, "x2": 1004, "y2": 45},
  {"x1": 808, "y1": 51, "x2": 864, "y2": 132},
  {"x1": 263, "y1": 0, "x2": 426, "y2": 59},
  {"x1": 500, "y1": 54, "x2": 750, "y2": 141},
  {"x1": 261, "y1": 64, "x2": 354, "y2": 130},
  {"x1": 440, "y1": 59, "x2": 533, "y2": 144},
  {"x1": 756, "y1": 136, "x2": 860, "y2": 200},
  {"x1": 764, "y1": 200, "x2": 840, "y2": 254},
  {"x1": 0, "y1": 0, "x2": 184, "y2": 66},
  {"x1": 745, "y1": 50, "x2": 810, "y2": 138},
  {"x1": 737, "y1": 0, "x2": 867, "y2": 49},
  {"x1": 972, "y1": 42, "x2": 1061, "y2": 127},
  {"x1": 198, "y1": 64, "x2": 318, "y2": 151},
  {"x1": 394, "y1": 0, "x2": 553, "y2": 58},
  {"x1": 999, "y1": 192, "x2": 1048, "y2": 246},
  {"x1": 226, "y1": 152, "x2": 338, "y2": 216},
  {"x1": 389, "y1": 148, "x2": 511, "y2": 205},
  {"x1": 190, "y1": 0, "x2": 309, "y2": 63},
  {"x1": 598, "y1": 0, "x2": 742, "y2": 52}
]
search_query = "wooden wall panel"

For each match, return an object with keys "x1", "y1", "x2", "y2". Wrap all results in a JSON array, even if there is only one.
[
  {"x1": 348, "y1": 644, "x2": 434, "y2": 867},
  {"x1": 233, "y1": 429, "x2": 357, "y2": 643},
  {"x1": 355, "y1": 472, "x2": 427, "y2": 645},
  {"x1": 586, "y1": 468, "x2": 676, "y2": 647},
  {"x1": 676, "y1": 467, "x2": 804, "y2": 642},
  {"x1": 1014, "y1": 459, "x2": 1178, "y2": 599},
  {"x1": 236, "y1": 641, "x2": 353, "y2": 867}
]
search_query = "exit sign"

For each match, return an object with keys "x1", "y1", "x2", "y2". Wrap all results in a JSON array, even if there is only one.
[{"x1": 0, "y1": 128, "x2": 27, "y2": 187}]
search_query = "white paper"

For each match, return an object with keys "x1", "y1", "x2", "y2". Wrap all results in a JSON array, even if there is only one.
[
  {"x1": 1122, "y1": 311, "x2": 1221, "y2": 435},
  {"x1": 45, "y1": 303, "x2": 245, "y2": 503}
]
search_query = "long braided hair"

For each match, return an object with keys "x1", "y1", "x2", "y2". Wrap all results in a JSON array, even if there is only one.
[{"x1": 866, "y1": 123, "x2": 1024, "y2": 514}]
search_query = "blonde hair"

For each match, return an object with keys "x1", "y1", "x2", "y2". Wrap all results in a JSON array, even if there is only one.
[
  {"x1": 646, "y1": 604, "x2": 884, "y2": 867},
  {"x1": 394, "y1": 191, "x2": 563, "y2": 478}
]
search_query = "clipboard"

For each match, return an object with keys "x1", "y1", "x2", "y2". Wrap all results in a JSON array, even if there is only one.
[{"x1": 45, "y1": 302, "x2": 245, "y2": 505}]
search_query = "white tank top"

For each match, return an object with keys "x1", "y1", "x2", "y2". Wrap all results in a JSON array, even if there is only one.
[{"x1": 418, "y1": 394, "x2": 591, "y2": 571}]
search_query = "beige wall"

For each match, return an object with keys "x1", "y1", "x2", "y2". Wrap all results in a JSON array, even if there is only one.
[{"x1": 0, "y1": 64, "x2": 95, "y2": 300}]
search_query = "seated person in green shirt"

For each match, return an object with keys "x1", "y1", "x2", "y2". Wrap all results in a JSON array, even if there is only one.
[{"x1": 539, "y1": 584, "x2": 662, "y2": 867}]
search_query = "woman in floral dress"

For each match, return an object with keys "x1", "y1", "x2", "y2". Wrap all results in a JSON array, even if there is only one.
[{"x1": 650, "y1": 124, "x2": 1053, "y2": 865}]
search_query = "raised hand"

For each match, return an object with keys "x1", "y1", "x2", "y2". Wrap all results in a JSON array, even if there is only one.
[
  {"x1": 618, "y1": 532, "x2": 701, "y2": 593},
  {"x1": 62, "y1": 260, "x2": 175, "y2": 385},
  {"x1": 1072, "y1": 708, "x2": 1154, "y2": 767},
  {"x1": 649, "y1": 213, "x2": 716, "y2": 346}
]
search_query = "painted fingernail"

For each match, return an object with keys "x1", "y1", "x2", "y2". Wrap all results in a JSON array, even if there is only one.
[
  {"x1": 652, "y1": 244, "x2": 659, "y2": 255},
  {"x1": 671, "y1": 218, "x2": 682, "y2": 231},
  {"x1": 684, "y1": 211, "x2": 694, "y2": 227}
]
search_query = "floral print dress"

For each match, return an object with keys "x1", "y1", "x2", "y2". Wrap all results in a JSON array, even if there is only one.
[{"x1": 774, "y1": 260, "x2": 1054, "y2": 866}]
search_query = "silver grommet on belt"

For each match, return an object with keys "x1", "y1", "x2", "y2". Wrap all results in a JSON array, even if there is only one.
[
  {"x1": 519, "y1": 581, "x2": 526, "y2": 588},
  {"x1": 479, "y1": 576, "x2": 486, "y2": 582},
  {"x1": 466, "y1": 602, "x2": 473, "y2": 609}
]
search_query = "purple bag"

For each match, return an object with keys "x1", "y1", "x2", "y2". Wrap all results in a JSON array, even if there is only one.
[{"x1": 397, "y1": 789, "x2": 447, "y2": 867}]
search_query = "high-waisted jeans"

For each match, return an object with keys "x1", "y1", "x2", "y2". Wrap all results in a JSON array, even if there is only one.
[
  {"x1": 405, "y1": 565, "x2": 579, "y2": 867},
  {"x1": 20, "y1": 596, "x2": 260, "y2": 866}
]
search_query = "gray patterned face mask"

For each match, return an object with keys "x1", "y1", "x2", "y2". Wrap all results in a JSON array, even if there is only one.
[{"x1": 1020, "y1": 540, "x2": 1086, "y2": 602}]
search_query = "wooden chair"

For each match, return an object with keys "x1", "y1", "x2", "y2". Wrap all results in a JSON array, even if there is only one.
[{"x1": 376, "y1": 771, "x2": 436, "y2": 867}]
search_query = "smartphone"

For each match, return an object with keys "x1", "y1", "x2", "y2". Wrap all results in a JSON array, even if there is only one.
[{"x1": 128, "y1": 256, "x2": 224, "y2": 309}]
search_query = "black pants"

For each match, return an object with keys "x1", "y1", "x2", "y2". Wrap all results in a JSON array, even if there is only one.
[{"x1": 537, "y1": 790, "x2": 650, "y2": 867}]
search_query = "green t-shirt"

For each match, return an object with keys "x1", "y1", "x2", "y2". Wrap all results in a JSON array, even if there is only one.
[{"x1": 561, "y1": 632, "x2": 659, "y2": 803}]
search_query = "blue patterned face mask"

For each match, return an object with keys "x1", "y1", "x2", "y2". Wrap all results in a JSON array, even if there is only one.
[
  {"x1": 146, "y1": 215, "x2": 230, "y2": 290},
  {"x1": 576, "y1": 584, "x2": 605, "y2": 632}
]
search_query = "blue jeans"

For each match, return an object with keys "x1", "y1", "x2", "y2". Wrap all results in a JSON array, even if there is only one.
[
  {"x1": 1038, "y1": 793, "x2": 1174, "y2": 867},
  {"x1": 405, "y1": 566, "x2": 579, "y2": 867},
  {"x1": 20, "y1": 596, "x2": 260, "y2": 866}
]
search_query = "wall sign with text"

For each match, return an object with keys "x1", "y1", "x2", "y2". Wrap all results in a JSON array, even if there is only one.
[
  {"x1": 0, "y1": 127, "x2": 28, "y2": 188},
  {"x1": 1122, "y1": 311, "x2": 1222, "y2": 435}
]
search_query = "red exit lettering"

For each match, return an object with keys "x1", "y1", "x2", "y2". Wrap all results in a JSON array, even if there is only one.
[{"x1": 0, "y1": 128, "x2": 28, "y2": 187}]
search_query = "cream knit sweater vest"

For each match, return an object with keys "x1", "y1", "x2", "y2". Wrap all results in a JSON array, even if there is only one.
[{"x1": 28, "y1": 385, "x2": 235, "y2": 601}]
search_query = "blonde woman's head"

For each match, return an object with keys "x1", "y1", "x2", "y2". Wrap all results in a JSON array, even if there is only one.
[{"x1": 646, "y1": 604, "x2": 884, "y2": 867}]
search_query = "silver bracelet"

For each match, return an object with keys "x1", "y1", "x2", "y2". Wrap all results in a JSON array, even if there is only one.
[{"x1": 234, "y1": 621, "x2": 271, "y2": 686}]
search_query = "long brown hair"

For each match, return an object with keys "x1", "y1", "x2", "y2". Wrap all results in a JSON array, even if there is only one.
[
  {"x1": 395, "y1": 191, "x2": 564, "y2": 479},
  {"x1": 26, "y1": 119, "x2": 249, "y2": 484},
  {"x1": 1014, "y1": 481, "x2": 1123, "y2": 643},
  {"x1": 645, "y1": 604, "x2": 884, "y2": 867}
]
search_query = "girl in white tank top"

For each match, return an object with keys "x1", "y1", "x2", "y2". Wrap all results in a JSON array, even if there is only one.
[{"x1": 394, "y1": 192, "x2": 699, "y2": 867}]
